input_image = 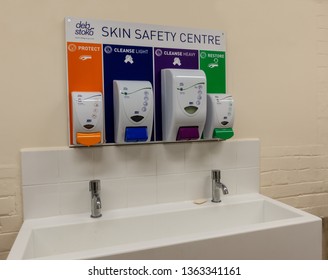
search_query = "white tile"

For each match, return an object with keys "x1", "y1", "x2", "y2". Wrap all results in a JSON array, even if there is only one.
[
  {"x1": 20, "y1": 139, "x2": 262, "y2": 218},
  {"x1": 236, "y1": 139, "x2": 260, "y2": 168},
  {"x1": 101, "y1": 178, "x2": 128, "y2": 210},
  {"x1": 184, "y1": 142, "x2": 217, "y2": 172},
  {"x1": 235, "y1": 167, "x2": 260, "y2": 194},
  {"x1": 21, "y1": 150, "x2": 59, "y2": 186},
  {"x1": 125, "y1": 145, "x2": 156, "y2": 177},
  {"x1": 58, "y1": 148, "x2": 93, "y2": 183},
  {"x1": 58, "y1": 181, "x2": 89, "y2": 215},
  {"x1": 211, "y1": 140, "x2": 237, "y2": 170},
  {"x1": 23, "y1": 184, "x2": 60, "y2": 219},
  {"x1": 184, "y1": 171, "x2": 211, "y2": 201},
  {"x1": 157, "y1": 174, "x2": 185, "y2": 203},
  {"x1": 93, "y1": 146, "x2": 127, "y2": 179},
  {"x1": 156, "y1": 143, "x2": 185, "y2": 175},
  {"x1": 127, "y1": 176, "x2": 157, "y2": 207}
]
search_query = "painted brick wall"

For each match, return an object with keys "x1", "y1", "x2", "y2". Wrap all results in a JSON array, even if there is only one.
[
  {"x1": 261, "y1": 1, "x2": 328, "y2": 201},
  {"x1": 317, "y1": 1, "x2": 328, "y2": 146},
  {"x1": 318, "y1": 1, "x2": 328, "y2": 259},
  {"x1": 259, "y1": 1, "x2": 328, "y2": 259},
  {"x1": 260, "y1": 145, "x2": 328, "y2": 216},
  {"x1": 0, "y1": 165, "x2": 22, "y2": 259}
]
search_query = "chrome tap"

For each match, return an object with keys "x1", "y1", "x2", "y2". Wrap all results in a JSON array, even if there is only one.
[
  {"x1": 211, "y1": 170, "x2": 229, "y2": 203},
  {"x1": 89, "y1": 180, "x2": 102, "y2": 218}
]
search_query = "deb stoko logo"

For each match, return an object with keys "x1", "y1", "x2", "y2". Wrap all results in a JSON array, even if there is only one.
[{"x1": 75, "y1": 21, "x2": 94, "y2": 36}]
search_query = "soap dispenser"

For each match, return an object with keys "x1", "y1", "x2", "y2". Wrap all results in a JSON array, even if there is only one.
[
  {"x1": 71, "y1": 91, "x2": 104, "y2": 146},
  {"x1": 203, "y1": 94, "x2": 234, "y2": 140},
  {"x1": 161, "y1": 69, "x2": 207, "y2": 142},
  {"x1": 113, "y1": 80, "x2": 154, "y2": 143}
]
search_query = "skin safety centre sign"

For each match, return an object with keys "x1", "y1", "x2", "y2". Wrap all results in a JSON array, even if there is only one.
[{"x1": 65, "y1": 17, "x2": 226, "y2": 144}]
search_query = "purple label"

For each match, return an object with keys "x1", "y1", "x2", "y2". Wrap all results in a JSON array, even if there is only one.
[
  {"x1": 154, "y1": 48, "x2": 199, "y2": 140},
  {"x1": 176, "y1": 126, "x2": 199, "y2": 141}
]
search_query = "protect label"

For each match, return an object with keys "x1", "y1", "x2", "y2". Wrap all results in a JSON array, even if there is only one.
[{"x1": 66, "y1": 42, "x2": 103, "y2": 144}]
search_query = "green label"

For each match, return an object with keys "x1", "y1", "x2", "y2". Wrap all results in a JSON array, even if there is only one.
[{"x1": 199, "y1": 50, "x2": 226, "y2": 93}]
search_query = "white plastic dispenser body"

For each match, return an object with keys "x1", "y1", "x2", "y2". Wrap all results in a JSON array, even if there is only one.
[
  {"x1": 203, "y1": 94, "x2": 234, "y2": 140},
  {"x1": 113, "y1": 80, "x2": 154, "y2": 143},
  {"x1": 72, "y1": 91, "x2": 104, "y2": 146},
  {"x1": 161, "y1": 69, "x2": 207, "y2": 141}
]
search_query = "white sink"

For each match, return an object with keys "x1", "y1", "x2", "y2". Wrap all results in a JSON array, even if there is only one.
[{"x1": 8, "y1": 193, "x2": 322, "y2": 260}]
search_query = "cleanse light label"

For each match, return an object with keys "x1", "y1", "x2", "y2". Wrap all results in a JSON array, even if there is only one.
[{"x1": 103, "y1": 44, "x2": 153, "y2": 143}]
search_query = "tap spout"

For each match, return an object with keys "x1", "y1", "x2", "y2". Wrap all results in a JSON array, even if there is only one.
[
  {"x1": 89, "y1": 180, "x2": 102, "y2": 218},
  {"x1": 221, "y1": 184, "x2": 229, "y2": 195},
  {"x1": 211, "y1": 170, "x2": 229, "y2": 203},
  {"x1": 95, "y1": 195, "x2": 102, "y2": 209}
]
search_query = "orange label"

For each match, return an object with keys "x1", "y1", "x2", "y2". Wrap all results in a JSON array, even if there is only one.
[
  {"x1": 67, "y1": 42, "x2": 103, "y2": 92},
  {"x1": 67, "y1": 42, "x2": 103, "y2": 144}
]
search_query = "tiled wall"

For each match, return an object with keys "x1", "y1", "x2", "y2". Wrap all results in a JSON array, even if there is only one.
[{"x1": 21, "y1": 139, "x2": 260, "y2": 219}]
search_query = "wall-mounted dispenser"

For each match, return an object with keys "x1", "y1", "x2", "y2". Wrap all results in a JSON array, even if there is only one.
[
  {"x1": 72, "y1": 91, "x2": 104, "y2": 146},
  {"x1": 203, "y1": 94, "x2": 234, "y2": 140},
  {"x1": 113, "y1": 80, "x2": 154, "y2": 143},
  {"x1": 161, "y1": 69, "x2": 207, "y2": 142}
]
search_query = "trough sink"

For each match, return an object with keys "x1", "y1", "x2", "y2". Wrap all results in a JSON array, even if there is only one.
[{"x1": 8, "y1": 193, "x2": 322, "y2": 260}]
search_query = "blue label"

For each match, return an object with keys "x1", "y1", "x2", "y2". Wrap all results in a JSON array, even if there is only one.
[{"x1": 103, "y1": 44, "x2": 153, "y2": 143}]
